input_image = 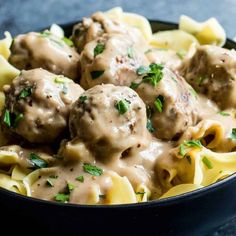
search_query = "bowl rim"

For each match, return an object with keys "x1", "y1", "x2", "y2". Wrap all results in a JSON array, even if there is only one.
[{"x1": 1, "y1": 19, "x2": 236, "y2": 209}]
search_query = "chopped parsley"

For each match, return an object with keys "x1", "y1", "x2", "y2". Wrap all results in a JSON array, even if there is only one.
[
  {"x1": 67, "y1": 182, "x2": 75, "y2": 193},
  {"x1": 54, "y1": 76, "x2": 65, "y2": 84},
  {"x1": 46, "y1": 178, "x2": 54, "y2": 187},
  {"x1": 115, "y1": 100, "x2": 130, "y2": 115},
  {"x1": 90, "y1": 71, "x2": 104, "y2": 79},
  {"x1": 186, "y1": 155, "x2": 192, "y2": 164},
  {"x1": 137, "y1": 63, "x2": 164, "y2": 87},
  {"x1": 3, "y1": 109, "x2": 11, "y2": 127},
  {"x1": 202, "y1": 156, "x2": 213, "y2": 169},
  {"x1": 176, "y1": 50, "x2": 186, "y2": 60},
  {"x1": 94, "y1": 43, "x2": 105, "y2": 57},
  {"x1": 146, "y1": 119, "x2": 155, "y2": 133},
  {"x1": 79, "y1": 96, "x2": 87, "y2": 103},
  {"x1": 62, "y1": 37, "x2": 74, "y2": 47},
  {"x1": 196, "y1": 76, "x2": 207, "y2": 85},
  {"x1": 154, "y1": 95, "x2": 164, "y2": 113},
  {"x1": 230, "y1": 128, "x2": 236, "y2": 140},
  {"x1": 76, "y1": 175, "x2": 84, "y2": 182},
  {"x1": 179, "y1": 144, "x2": 186, "y2": 156},
  {"x1": 83, "y1": 163, "x2": 103, "y2": 176},
  {"x1": 185, "y1": 140, "x2": 202, "y2": 148},
  {"x1": 54, "y1": 193, "x2": 69, "y2": 203},
  {"x1": 19, "y1": 86, "x2": 32, "y2": 99},
  {"x1": 135, "y1": 191, "x2": 146, "y2": 195},
  {"x1": 218, "y1": 111, "x2": 230, "y2": 116},
  {"x1": 179, "y1": 140, "x2": 202, "y2": 161},
  {"x1": 12, "y1": 113, "x2": 24, "y2": 128},
  {"x1": 130, "y1": 82, "x2": 141, "y2": 90},
  {"x1": 30, "y1": 153, "x2": 48, "y2": 169},
  {"x1": 127, "y1": 46, "x2": 134, "y2": 59},
  {"x1": 190, "y1": 87, "x2": 197, "y2": 98},
  {"x1": 39, "y1": 31, "x2": 63, "y2": 47}
]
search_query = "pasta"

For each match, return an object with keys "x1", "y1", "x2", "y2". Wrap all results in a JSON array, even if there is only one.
[{"x1": 0, "y1": 7, "x2": 235, "y2": 205}]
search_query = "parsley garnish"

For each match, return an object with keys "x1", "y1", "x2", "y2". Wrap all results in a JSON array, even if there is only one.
[
  {"x1": 13, "y1": 113, "x2": 24, "y2": 128},
  {"x1": 130, "y1": 82, "x2": 141, "y2": 90},
  {"x1": 79, "y1": 96, "x2": 87, "y2": 103},
  {"x1": 230, "y1": 128, "x2": 236, "y2": 140},
  {"x1": 186, "y1": 155, "x2": 192, "y2": 164},
  {"x1": 154, "y1": 95, "x2": 164, "y2": 113},
  {"x1": 19, "y1": 87, "x2": 32, "y2": 99},
  {"x1": 83, "y1": 163, "x2": 103, "y2": 176},
  {"x1": 146, "y1": 119, "x2": 155, "y2": 133},
  {"x1": 127, "y1": 46, "x2": 134, "y2": 59},
  {"x1": 218, "y1": 111, "x2": 230, "y2": 116},
  {"x1": 76, "y1": 175, "x2": 84, "y2": 182},
  {"x1": 90, "y1": 71, "x2": 104, "y2": 79},
  {"x1": 62, "y1": 37, "x2": 74, "y2": 47},
  {"x1": 202, "y1": 156, "x2": 213, "y2": 169},
  {"x1": 3, "y1": 109, "x2": 11, "y2": 127},
  {"x1": 137, "y1": 63, "x2": 164, "y2": 87},
  {"x1": 46, "y1": 178, "x2": 54, "y2": 187},
  {"x1": 115, "y1": 100, "x2": 130, "y2": 115},
  {"x1": 54, "y1": 76, "x2": 65, "y2": 84},
  {"x1": 67, "y1": 182, "x2": 75, "y2": 193},
  {"x1": 179, "y1": 144, "x2": 186, "y2": 156},
  {"x1": 135, "y1": 191, "x2": 146, "y2": 195},
  {"x1": 176, "y1": 50, "x2": 186, "y2": 60},
  {"x1": 190, "y1": 87, "x2": 197, "y2": 98},
  {"x1": 94, "y1": 43, "x2": 105, "y2": 57},
  {"x1": 196, "y1": 76, "x2": 207, "y2": 85},
  {"x1": 54, "y1": 193, "x2": 69, "y2": 203},
  {"x1": 185, "y1": 140, "x2": 202, "y2": 148},
  {"x1": 30, "y1": 153, "x2": 48, "y2": 169},
  {"x1": 179, "y1": 140, "x2": 202, "y2": 161}
]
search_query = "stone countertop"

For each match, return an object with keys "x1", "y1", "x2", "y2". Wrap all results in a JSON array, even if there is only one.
[{"x1": 0, "y1": 0, "x2": 236, "y2": 235}]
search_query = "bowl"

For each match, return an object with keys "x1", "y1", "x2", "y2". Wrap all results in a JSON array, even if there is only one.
[{"x1": 1, "y1": 20, "x2": 236, "y2": 236}]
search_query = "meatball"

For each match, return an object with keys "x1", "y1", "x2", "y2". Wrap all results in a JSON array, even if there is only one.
[
  {"x1": 133, "y1": 65, "x2": 199, "y2": 140},
  {"x1": 2, "y1": 68, "x2": 84, "y2": 143},
  {"x1": 71, "y1": 12, "x2": 147, "y2": 52},
  {"x1": 9, "y1": 32, "x2": 80, "y2": 80},
  {"x1": 80, "y1": 34, "x2": 149, "y2": 89},
  {"x1": 180, "y1": 45, "x2": 236, "y2": 109},
  {"x1": 69, "y1": 84, "x2": 149, "y2": 159},
  {"x1": 145, "y1": 48, "x2": 182, "y2": 72}
]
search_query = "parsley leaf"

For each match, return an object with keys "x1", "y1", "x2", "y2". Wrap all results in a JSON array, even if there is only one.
[
  {"x1": 79, "y1": 96, "x2": 87, "y2": 103},
  {"x1": 115, "y1": 100, "x2": 130, "y2": 115},
  {"x1": 230, "y1": 128, "x2": 236, "y2": 140},
  {"x1": 90, "y1": 71, "x2": 104, "y2": 79},
  {"x1": 218, "y1": 111, "x2": 230, "y2": 116},
  {"x1": 135, "y1": 191, "x2": 146, "y2": 195},
  {"x1": 186, "y1": 155, "x2": 192, "y2": 164},
  {"x1": 154, "y1": 95, "x2": 164, "y2": 113},
  {"x1": 62, "y1": 37, "x2": 74, "y2": 47},
  {"x1": 19, "y1": 87, "x2": 32, "y2": 99},
  {"x1": 83, "y1": 163, "x2": 103, "y2": 176},
  {"x1": 76, "y1": 175, "x2": 84, "y2": 182},
  {"x1": 30, "y1": 153, "x2": 48, "y2": 169},
  {"x1": 13, "y1": 113, "x2": 24, "y2": 128},
  {"x1": 46, "y1": 178, "x2": 54, "y2": 187},
  {"x1": 130, "y1": 82, "x2": 141, "y2": 90},
  {"x1": 202, "y1": 156, "x2": 213, "y2": 169},
  {"x1": 67, "y1": 182, "x2": 75, "y2": 193},
  {"x1": 3, "y1": 109, "x2": 11, "y2": 127},
  {"x1": 54, "y1": 76, "x2": 65, "y2": 84},
  {"x1": 127, "y1": 46, "x2": 134, "y2": 59},
  {"x1": 94, "y1": 43, "x2": 105, "y2": 57},
  {"x1": 179, "y1": 144, "x2": 186, "y2": 156},
  {"x1": 196, "y1": 76, "x2": 207, "y2": 85},
  {"x1": 54, "y1": 193, "x2": 69, "y2": 203},
  {"x1": 176, "y1": 50, "x2": 186, "y2": 60},
  {"x1": 184, "y1": 140, "x2": 202, "y2": 148},
  {"x1": 146, "y1": 119, "x2": 155, "y2": 133}
]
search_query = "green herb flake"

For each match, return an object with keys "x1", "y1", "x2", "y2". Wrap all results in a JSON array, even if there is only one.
[
  {"x1": 19, "y1": 87, "x2": 32, "y2": 99},
  {"x1": 54, "y1": 76, "x2": 65, "y2": 84},
  {"x1": 115, "y1": 100, "x2": 130, "y2": 115},
  {"x1": 54, "y1": 193, "x2": 69, "y2": 203},
  {"x1": 202, "y1": 156, "x2": 213, "y2": 169},
  {"x1": 146, "y1": 119, "x2": 155, "y2": 133},
  {"x1": 196, "y1": 76, "x2": 207, "y2": 85},
  {"x1": 94, "y1": 43, "x2": 105, "y2": 57},
  {"x1": 130, "y1": 82, "x2": 141, "y2": 90},
  {"x1": 179, "y1": 144, "x2": 186, "y2": 156},
  {"x1": 185, "y1": 140, "x2": 202, "y2": 148},
  {"x1": 76, "y1": 175, "x2": 84, "y2": 182},
  {"x1": 176, "y1": 50, "x2": 186, "y2": 60},
  {"x1": 135, "y1": 191, "x2": 146, "y2": 195},
  {"x1": 83, "y1": 163, "x2": 103, "y2": 176},
  {"x1": 186, "y1": 155, "x2": 192, "y2": 164},
  {"x1": 3, "y1": 109, "x2": 11, "y2": 127},
  {"x1": 67, "y1": 182, "x2": 75, "y2": 193},
  {"x1": 46, "y1": 178, "x2": 54, "y2": 187},
  {"x1": 218, "y1": 111, "x2": 230, "y2": 116},
  {"x1": 13, "y1": 113, "x2": 24, "y2": 128},
  {"x1": 230, "y1": 128, "x2": 236, "y2": 140},
  {"x1": 127, "y1": 46, "x2": 134, "y2": 59},
  {"x1": 30, "y1": 153, "x2": 48, "y2": 169},
  {"x1": 154, "y1": 95, "x2": 164, "y2": 113},
  {"x1": 90, "y1": 71, "x2": 104, "y2": 80},
  {"x1": 79, "y1": 96, "x2": 87, "y2": 103},
  {"x1": 39, "y1": 31, "x2": 51, "y2": 38},
  {"x1": 62, "y1": 37, "x2": 74, "y2": 47},
  {"x1": 137, "y1": 65, "x2": 150, "y2": 75},
  {"x1": 190, "y1": 87, "x2": 197, "y2": 98}
]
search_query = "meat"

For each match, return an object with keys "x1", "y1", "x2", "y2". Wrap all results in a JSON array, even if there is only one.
[
  {"x1": 71, "y1": 12, "x2": 147, "y2": 52},
  {"x1": 69, "y1": 84, "x2": 149, "y2": 159},
  {"x1": 133, "y1": 65, "x2": 199, "y2": 140},
  {"x1": 145, "y1": 48, "x2": 182, "y2": 72},
  {"x1": 180, "y1": 45, "x2": 236, "y2": 109},
  {"x1": 9, "y1": 32, "x2": 80, "y2": 80},
  {"x1": 2, "y1": 68, "x2": 84, "y2": 143},
  {"x1": 80, "y1": 34, "x2": 149, "y2": 89}
]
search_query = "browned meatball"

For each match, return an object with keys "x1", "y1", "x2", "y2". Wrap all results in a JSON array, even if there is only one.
[
  {"x1": 2, "y1": 68, "x2": 84, "y2": 143},
  {"x1": 133, "y1": 64, "x2": 199, "y2": 140},
  {"x1": 9, "y1": 32, "x2": 80, "y2": 80},
  {"x1": 69, "y1": 84, "x2": 149, "y2": 159},
  {"x1": 80, "y1": 34, "x2": 149, "y2": 89},
  {"x1": 71, "y1": 12, "x2": 147, "y2": 52},
  {"x1": 180, "y1": 45, "x2": 236, "y2": 109}
]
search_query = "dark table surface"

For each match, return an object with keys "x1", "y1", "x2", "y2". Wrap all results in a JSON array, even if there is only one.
[{"x1": 0, "y1": 0, "x2": 236, "y2": 235}]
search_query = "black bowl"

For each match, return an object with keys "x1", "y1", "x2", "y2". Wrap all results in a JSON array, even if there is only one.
[{"x1": 1, "y1": 20, "x2": 236, "y2": 236}]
